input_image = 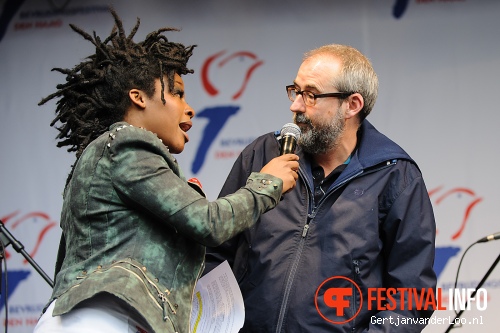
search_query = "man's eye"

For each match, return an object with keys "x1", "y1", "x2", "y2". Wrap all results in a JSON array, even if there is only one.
[{"x1": 304, "y1": 91, "x2": 314, "y2": 99}]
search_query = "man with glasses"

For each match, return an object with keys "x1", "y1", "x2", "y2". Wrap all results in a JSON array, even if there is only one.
[{"x1": 205, "y1": 44, "x2": 436, "y2": 332}]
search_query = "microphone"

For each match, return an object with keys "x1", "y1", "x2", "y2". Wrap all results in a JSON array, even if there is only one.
[
  {"x1": 280, "y1": 123, "x2": 301, "y2": 155},
  {"x1": 476, "y1": 232, "x2": 500, "y2": 243}
]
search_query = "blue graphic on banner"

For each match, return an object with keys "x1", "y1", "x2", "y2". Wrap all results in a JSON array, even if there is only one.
[
  {"x1": 393, "y1": 0, "x2": 409, "y2": 19},
  {"x1": 0, "y1": 270, "x2": 31, "y2": 312},
  {"x1": 0, "y1": 211, "x2": 57, "y2": 319},
  {"x1": 0, "y1": 0, "x2": 26, "y2": 42},
  {"x1": 191, "y1": 106, "x2": 240, "y2": 174},
  {"x1": 434, "y1": 247, "x2": 461, "y2": 279}
]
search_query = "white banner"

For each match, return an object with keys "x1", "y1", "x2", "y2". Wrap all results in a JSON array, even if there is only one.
[{"x1": 0, "y1": 0, "x2": 499, "y2": 331}]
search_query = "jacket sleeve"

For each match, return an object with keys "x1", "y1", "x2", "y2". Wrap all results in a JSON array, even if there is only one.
[
  {"x1": 368, "y1": 162, "x2": 437, "y2": 333},
  {"x1": 108, "y1": 127, "x2": 283, "y2": 247},
  {"x1": 204, "y1": 133, "x2": 278, "y2": 275},
  {"x1": 204, "y1": 150, "x2": 256, "y2": 274}
]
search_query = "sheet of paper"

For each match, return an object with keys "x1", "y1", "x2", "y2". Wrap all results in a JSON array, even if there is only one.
[{"x1": 190, "y1": 260, "x2": 244, "y2": 333}]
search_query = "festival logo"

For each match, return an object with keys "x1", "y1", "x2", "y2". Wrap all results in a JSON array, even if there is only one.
[
  {"x1": 393, "y1": 0, "x2": 410, "y2": 18},
  {"x1": 429, "y1": 186, "x2": 483, "y2": 279},
  {"x1": 0, "y1": 0, "x2": 26, "y2": 42},
  {"x1": 0, "y1": 1, "x2": 108, "y2": 43},
  {"x1": 0, "y1": 2, "x2": 469, "y2": 43},
  {"x1": 0, "y1": 211, "x2": 57, "y2": 312},
  {"x1": 393, "y1": 0, "x2": 467, "y2": 19},
  {"x1": 191, "y1": 50, "x2": 263, "y2": 174}
]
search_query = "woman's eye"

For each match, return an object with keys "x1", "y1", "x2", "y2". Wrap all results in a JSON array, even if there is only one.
[{"x1": 172, "y1": 90, "x2": 184, "y2": 98}]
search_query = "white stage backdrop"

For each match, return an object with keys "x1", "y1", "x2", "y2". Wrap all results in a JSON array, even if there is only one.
[{"x1": 0, "y1": 0, "x2": 499, "y2": 332}]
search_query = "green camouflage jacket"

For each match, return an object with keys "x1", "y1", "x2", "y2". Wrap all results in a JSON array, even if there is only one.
[{"x1": 47, "y1": 122, "x2": 283, "y2": 333}]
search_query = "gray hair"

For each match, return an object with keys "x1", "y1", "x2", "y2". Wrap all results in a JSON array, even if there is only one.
[{"x1": 304, "y1": 44, "x2": 378, "y2": 121}]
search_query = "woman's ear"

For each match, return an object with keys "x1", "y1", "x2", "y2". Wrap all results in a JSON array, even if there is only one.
[{"x1": 129, "y1": 89, "x2": 146, "y2": 109}]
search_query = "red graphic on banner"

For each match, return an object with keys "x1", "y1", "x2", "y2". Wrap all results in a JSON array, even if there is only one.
[
  {"x1": 201, "y1": 50, "x2": 263, "y2": 100},
  {"x1": 428, "y1": 186, "x2": 483, "y2": 278},
  {"x1": 1, "y1": 211, "x2": 57, "y2": 263},
  {"x1": 429, "y1": 186, "x2": 482, "y2": 240}
]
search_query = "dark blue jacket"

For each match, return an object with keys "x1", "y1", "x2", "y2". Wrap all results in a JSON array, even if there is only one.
[{"x1": 206, "y1": 120, "x2": 436, "y2": 332}]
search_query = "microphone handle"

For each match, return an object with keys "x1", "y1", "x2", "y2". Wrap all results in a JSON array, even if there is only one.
[
  {"x1": 280, "y1": 135, "x2": 297, "y2": 155},
  {"x1": 477, "y1": 232, "x2": 500, "y2": 243}
]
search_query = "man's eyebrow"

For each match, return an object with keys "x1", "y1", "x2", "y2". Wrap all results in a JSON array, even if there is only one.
[{"x1": 293, "y1": 81, "x2": 319, "y2": 91}]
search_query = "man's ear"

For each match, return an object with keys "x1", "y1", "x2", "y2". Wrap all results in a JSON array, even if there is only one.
[
  {"x1": 345, "y1": 93, "x2": 364, "y2": 120},
  {"x1": 129, "y1": 89, "x2": 146, "y2": 109}
]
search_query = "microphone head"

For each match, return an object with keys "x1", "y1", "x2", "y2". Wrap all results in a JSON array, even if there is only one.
[
  {"x1": 280, "y1": 123, "x2": 301, "y2": 140},
  {"x1": 279, "y1": 123, "x2": 301, "y2": 155}
]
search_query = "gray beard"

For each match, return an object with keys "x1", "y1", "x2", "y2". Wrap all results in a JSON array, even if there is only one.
[{"x1": 294, "y1": 109, "x2": 345, "y2": 155}]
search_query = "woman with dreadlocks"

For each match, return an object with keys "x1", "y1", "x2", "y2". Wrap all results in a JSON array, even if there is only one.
[{"x1": 33, "y1": 8, "x2": 298, "y2": 333}]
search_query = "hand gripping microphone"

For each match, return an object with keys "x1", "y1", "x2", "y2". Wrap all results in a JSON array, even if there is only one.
[{"x1": 280, "y1": 123, "x2": 301, "y2": 155}]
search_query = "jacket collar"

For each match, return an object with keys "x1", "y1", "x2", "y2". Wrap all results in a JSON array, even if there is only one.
[{"x1": 297, "y1": 120, "x2": 415, "y2": 191}]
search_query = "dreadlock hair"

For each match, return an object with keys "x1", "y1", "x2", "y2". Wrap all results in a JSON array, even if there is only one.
[{"x1": 39, "y1": 7, "x2": 195, "y2": 185}]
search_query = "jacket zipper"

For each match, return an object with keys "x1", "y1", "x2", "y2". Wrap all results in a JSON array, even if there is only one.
[
  {"x1": 274, "y1": 161, "x2": 395, "y2": 332},
  {"x1": 275, "y1": 168, "x2": 311, "y2": 333},
  {"x1": 274, "y1": 222, "x2": 310, "y2": 333},
  {"x1": 351, "y1": 259, "x2": 361, "y2": 331},
  {"x1": 108, "y1": 261, "x2": 178, "y2": 332}
]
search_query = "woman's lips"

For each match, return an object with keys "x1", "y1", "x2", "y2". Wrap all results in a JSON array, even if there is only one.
[{"x1": 179, "y1": 121, "x2": 192, "y2": 142}]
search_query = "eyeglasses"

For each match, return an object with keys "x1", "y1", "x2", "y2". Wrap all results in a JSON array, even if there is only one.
[{"x1": 286, "y1": 85, "x2": 353, "y2": 106}]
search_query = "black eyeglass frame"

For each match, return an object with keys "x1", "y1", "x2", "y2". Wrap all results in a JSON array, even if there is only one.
[{"x1": 286, "y1": 85, "x2": 354, "y2": 106}]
